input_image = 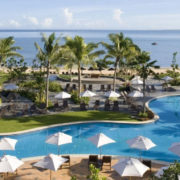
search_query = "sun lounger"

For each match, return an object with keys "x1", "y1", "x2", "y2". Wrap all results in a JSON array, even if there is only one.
[
  {"x1": 62, "y1": 155, "x2": 70, "y2": 167},
  {"x1": 80, "y1": 102, "x2": 87, "y2": 111},
  {"x1": 142, "y1": 160, "x2": 151, "y2": 172},
  {"x1": 113, "y1": 101, "x2": 119, "y2": 111},
  {"x1": 93, "y1": 100, "x2": 100, "y2": 110},
  {"x1": 104, "y1": 100, "x2": 111, "y2": 111},
  {"x1": 88, "y1": 155, "x2": 98, "y2": 168},
  {"x1": 102, "y1": 156, "x2": 111, "y2": 170}
]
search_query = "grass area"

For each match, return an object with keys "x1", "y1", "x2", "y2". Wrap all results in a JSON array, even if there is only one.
[{"x1": 0, "y1": 111, "x2": 138, "y2": 133}]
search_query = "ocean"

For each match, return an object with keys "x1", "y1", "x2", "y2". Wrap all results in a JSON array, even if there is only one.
[{"x1": 0, "y1": 29, "x2": 180, "y2": 67}]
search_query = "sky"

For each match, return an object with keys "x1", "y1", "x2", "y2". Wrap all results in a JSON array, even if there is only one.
[{"x1": 0, "y1": 0, "x2": 180, "y2": 30}]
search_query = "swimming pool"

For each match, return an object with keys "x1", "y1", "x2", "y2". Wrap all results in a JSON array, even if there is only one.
[{"x1": 0, "y1": 95, "x2": 180, "y2": 162}]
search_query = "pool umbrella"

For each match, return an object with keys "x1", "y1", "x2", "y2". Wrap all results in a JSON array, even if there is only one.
[
  {"x1": 128, "y1": 91, "x2": 143, "y2": 98},
  {"x1": 46, "y1": 132, "x2": 72, "y2": 155},
  {"x1": 131, "y1": 77, "x2": 143, "y2": 85},
  {"x1": 127, "y1": 136, "x2": 156, "y2": 159},
  {"x1": 0, "y1": 137, "x2": 17, "y2": 151},
  {"x1": 3, "y1": 84, "x2": 18, "y2": 91},
  {"x1": 33, "y1": 154, "x2": 67, "y2": 180},
  {"x1": 0, "y1": 155, "x2": 24, "y2": 173},
  {"x1": 104, "y1": 91, "x2": 120, "y2": 98},
  {"x1": 112, "y1": 157, "x2": 149, "y2": 179},
  {"x1": 162, "y1": 76, "x2": 173, "y2": 81},
  {"x1": 168, "y1": 142, "x2": 180, "y2": 157},
  {"x1": 54, "y1": 91, "x2": 71, "y2": 99},
  {"x1": 80, "y1": 90, "x2": 96, "y2": 97},
  {"x1": 155, "y1": 166, "x2": 169, "y2": 178},
  {"x1": 88, "y1": 133, "x2": 115, "y2": 159}
]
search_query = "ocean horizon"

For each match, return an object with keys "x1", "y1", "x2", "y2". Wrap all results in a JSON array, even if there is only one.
[{"x1": 1, "y1": 29, "x2": 180, "y2": 67}]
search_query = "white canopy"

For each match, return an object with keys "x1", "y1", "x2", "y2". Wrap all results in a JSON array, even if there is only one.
[
  {"x1": 128, "y1": 91, "x2": 143, "y2": 98},
  {"x1": 88, "y1": 133, "x2": 115, "y2": 148},
  {"x1": 0, "y1": 137, "x2": 17, "y2": 150},
  {"x1": 33, "y1": 154, "x2": 67, "y2": 171},
  {"x1": 112, "y1": 157, "x2": 149, "y2": 177},
  {"x1": 162, "y1": 76, "x2": 173, "y2": 81},
  {"x1": 3, "y1": 84, "x2": 18, "y2": 91},
  {"x1": 155, "y1": 166, "x2": 169, "y2": 178},
  {"x1": 104, "y1": 91, "x2": 120, "y2": 98},
  {"x1": 55, "y1": 92, "x2": 71, "y2": 99},
  {"x1": 127, "y1": 136, "x2": 156, "y2": 151},
  {"x1": 131, "y1": 77, "x2": 143, "y2": 85},
  {"x1": 0, "y1": 155, "x2": 23, "y2": 173},
  {"x1": 46, "y1": 132, "x2": 72, "y2": 146},
  {"x1": 80, "y1": 90, "x2": 96, "y2": 97},
  {"x1": 168, "y1": 142, "x2": 180, "y2": 157}
]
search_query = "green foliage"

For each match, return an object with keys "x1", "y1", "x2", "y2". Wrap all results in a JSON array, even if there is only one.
[
  {"x1": 71, "y1": 90, "x2": 90, "y2": 104},
  {"x1": 0, "y1": 98, "x2": 2, "y2": 105},
  {"x1": 154, "y1": 162, "x2": 180, "y2": 180},
  {"x1": 96, "y1": 59, "x2": 113, "y2": 70},
  {"x1": 138, "y1": 111, "x2": 148, "y2": 118},
  {"x1": 0, "y1": 72, "x2": 9, "y2": 85},
  {"x1": 87, "y1": 164, "x2": 107, "y2": 180},
  {"x1": 18, "y1": 90, "x2": 36, "y2": 102},
  {"x1": 6, "y1": 57, "x2": 28, "y2": 82},
  {"x1": 49, "y1": 82, "x2": 62, "y2": 92},
  {"x1": 59, "y1": 74, "x2": 76, "y2": 81},
  {"x1": 71, "y1": 176, "x2": 77, "y2": 180},
  {"x1": 109, "y1": 97, "x2": 118, "y2": 101}
]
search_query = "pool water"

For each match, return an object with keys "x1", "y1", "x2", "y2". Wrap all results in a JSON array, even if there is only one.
[{"x1": 0, "y1": 95, "x2": 180, "y2": 162}]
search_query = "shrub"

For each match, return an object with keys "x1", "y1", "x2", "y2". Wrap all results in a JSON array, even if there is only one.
[
  {"x1": 71, "y1": 90, "x2": 90, "y2": 104},
  {"x1": 49, "y1": 82, "x2": 62, "y2": 92},
  {"x1": 138, "y1": 111, "x2": 148, "y2": 118},
  {"x1": 18, "y1": 90, "x2": 36, "y2": 102}
]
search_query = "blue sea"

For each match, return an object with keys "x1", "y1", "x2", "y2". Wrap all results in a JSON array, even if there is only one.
[{"x1": 0, "y1": 29, "x2": 180, "y2": 67}]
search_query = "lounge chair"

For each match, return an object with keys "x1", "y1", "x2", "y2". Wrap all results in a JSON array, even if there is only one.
[
  {"x1": 102, "y1": 156, "x2": 111, "y2": 170},
  {"x1": 61, "y1": 155, "x2": 70, "y2": 167},
  {"x1": 63, "y1": 100, "x2": 69, "y2": 111},
  {"x1": 104, "y1": 100, "x2": 111, "y2": 111},
  {"x1": 80, "y1": 102, "x2": 87, "y2": 111},
  {"x1": 113, "y1": 101, "x2": 119, "y2": 111},
  {"x1": 93, "y1": 100, "x2": 100, "y2": 110},
  {"x1": 88, "y1": 155, "x2": 98, "y2": 168}
]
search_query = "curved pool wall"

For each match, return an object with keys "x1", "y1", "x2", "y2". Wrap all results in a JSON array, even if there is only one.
[{"x1": 0, "y1": 95, "x2": 180, "y2": 162}]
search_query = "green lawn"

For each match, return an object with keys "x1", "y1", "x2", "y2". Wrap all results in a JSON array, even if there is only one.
[{"x1": 0, "y1": 111, "x2": 138, "y2": 133}]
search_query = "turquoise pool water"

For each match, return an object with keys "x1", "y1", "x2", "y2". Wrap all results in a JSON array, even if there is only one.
[{"x1": 0, "y1": 95, "x2": 180, "y2": 162}]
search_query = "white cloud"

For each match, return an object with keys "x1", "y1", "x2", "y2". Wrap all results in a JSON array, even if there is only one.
[
  {"x1": 113, "y1": 9, "x2": 123, "y2": 24},
  {"x1": 9, "y1": 20, "x2": 20, "y2": 27},
  {"x1": 64, "y1": 8, "x2": 73, "y2": 24},
  {"x1": 42, "y1": 18, "x2": 53, "y2": 27},
  {"x1": 24, "y1": 16, "x2": 39, "y2": 25}
]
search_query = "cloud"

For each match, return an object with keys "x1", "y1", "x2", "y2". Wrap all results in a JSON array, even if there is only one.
[
  {"x1": 24, "y1": 16, "x2": 39, "y2": 25},
  {"x1": 113, "y1": 9, "x2": 123, "y2": 24},
  {"x1": 9, "y1": 20, "x2": 20, "y2": 27},
  {"x1": 42, "y1": 18, "x2": 53, "y2": 27},
  {"x1": 64, "y1": 8, "x2": 73, "y2": 24}
]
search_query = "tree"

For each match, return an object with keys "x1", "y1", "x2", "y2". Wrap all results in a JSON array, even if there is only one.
[
  {"x1": 63, "y1": 36, "x2": 103, "y2": 96},
  {"x1": 132, "y1": 51, "x2": 159, "y2": 112},
  {"x1": 0, "y1": 36, "x2": 22, "y2": 64},
  {"x1": 96, "y1": 58, "x2": 114, "y2": 70},
  {"x1": 34, "y1": 33, "x2": 63, "y2": 108},
  {"x1": 101, "y1": 33, "x2": 136, "y2": 91}
]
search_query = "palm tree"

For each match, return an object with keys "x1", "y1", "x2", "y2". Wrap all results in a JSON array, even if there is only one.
[
  {"x1": 0, "y1": 36, "x2": 22, "y2": 64},
  {"x1": 132, "y1": 51, "x2": 159, "y2": 112},
  {"x1": 35, "y1": 33, "x2": 63, "y2": 108},
  {"x1": 63, "y1": 36, "x2": 104, "y2": 96},
  {"x1": 101, "y1": 33, "x2": 136, "y2": 91}
]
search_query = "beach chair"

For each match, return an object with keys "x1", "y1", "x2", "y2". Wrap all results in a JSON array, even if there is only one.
[
  {"x1": 113, "y1": 101, "x2": 119, "y2": 111},
  {"x1": 88, "y1": 155, "x2": 98, "y2": 168},
  {"x1": 62, "y1": 155, "x2": 70, "y2": 168},
  {"x1": 93, "y1": 100, "x2": 100, "y2": 110},
  {"x1": 102, "y1": 156, "x2": 111, "y2": 170}
]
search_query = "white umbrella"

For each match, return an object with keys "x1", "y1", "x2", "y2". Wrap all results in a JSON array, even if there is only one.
[
  {"x1": 46, "y1": 132, "x2": 72, "y2": 155},
  {"x1": 0, "y1": 137, "x2": 17, "y2": 151},
  {"x1": 155, "y1": 166, "x2": 169, "y2": 178},
  {"x1": 3, "y1": 84, "x2": 18, "y2": 91},
  {"x1": 168, "y1": 142, "x2": 180, "y2": 157},
  {"x1": 104, "y1": 91, "x2": 120, "y2": 98},
  {"x1": 112, "y1": 157, "x2": 149, "y2": 178},
  {"x1": 33, "y1": 154, "x2": 67, "y2": 180},
  {"x1": 54, "y1": 92, "x2": 71, "y2": 99},
  {"x1": 0, "y1": 155, "x2": 23, "y2": 173},
  {"x1": 162, "y1": 76, "x2": 173, "y2": 81},
  {"x1": 128, "y1": 91, "x2": 143, "y2": 98},
  {"x1": 127, "y1": 136, "x2": 156, "y2": 151},
  {"x1": 88, "y1": 133, "x2": 115, "y2": 158},
  {"x1": 80, "y1": 90, "x2": 96, "y2": 97},
  {"x1": 131, "y1": 77, "x2": 143, "y2": 85}
]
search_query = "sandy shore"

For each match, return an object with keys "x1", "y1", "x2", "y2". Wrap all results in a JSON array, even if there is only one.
[{"x1": 3, "y1": 156, "x2": 167, "y2": 180}]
